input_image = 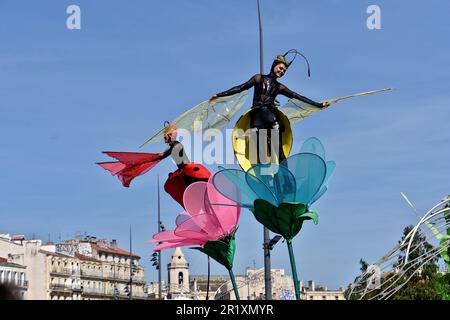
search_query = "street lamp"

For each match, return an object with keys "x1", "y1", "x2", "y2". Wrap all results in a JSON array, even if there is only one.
[{"x1": 268, "y1": 236, "x2": 282, "y2": 251}]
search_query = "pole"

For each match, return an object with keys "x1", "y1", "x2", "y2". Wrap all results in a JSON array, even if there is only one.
[
  {"x1": 287, "y1": 240, "x2": 301, "y2": 300},
  {"x1": 129, "y1": 225, "x2": 133, "y2": 300},
  {"x1": 157, "y1": 175, "x2": 162, "y2": 300},
  {"x1": 228, "y1": 269, "x2": 240, "y2": 300},
  {"x1": 206, "y1": 256, "x2": 211, "y2": 300},
  {"x1": 257, "y1": 0, "x2": 273, "y2": 300},
  {"x1": 257, "y1": 0, "x2": 264, "y2": 75}
]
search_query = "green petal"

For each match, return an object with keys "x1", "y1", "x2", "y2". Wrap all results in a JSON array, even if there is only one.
[
  {"x1": 253, "y1": 199, "x2": 318, "y2": 240},
  {"x1": 191, "y1": 235, "x2": 236, "y2": 270}
]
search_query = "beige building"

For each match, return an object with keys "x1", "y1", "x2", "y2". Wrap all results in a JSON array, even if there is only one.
[
  {"x1": 0, "y1": 234, "x2": 47, "y2": 299},
  {"x1": 0, "y1": 256, "x2": 28, "y2": 299},
  {"x1": 0, "y1": 234, "x2": 148, "y2": 300},
  {"x1": 300, "y1": 280, "x2": 345, "y2": 300},
  {"x1": 210, "y1": 268, "x2": 295, "y2": 300}
]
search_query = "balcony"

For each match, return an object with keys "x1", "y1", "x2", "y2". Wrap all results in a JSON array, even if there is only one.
[
  {"x1": 18, "y1": 280, "x2": 28, "y2": 289},
  {"x1": 50, "y1": 268, "x2": 79, "y2": 277},
  {"x1": 104, "y1": 289, "x2": 149, "y2": 300},
  {"x1": 50, "y1": 284, "x2": 72, "y2": 292},
  {"x1": 50, "y1": 283, "x2": 82, "y2": 292},
  {"x1": 0, "y1": 279, "x2": 28, "y2": 289},
  {"x1": 82, "y1": 287, "x2": 106, "y2": 296},
  {"x1": 80, "y1": 270, "x2": 103, "y2": 279},
  {"x1": 104, "y1": 273, "x2": 146, "y2": 284}
]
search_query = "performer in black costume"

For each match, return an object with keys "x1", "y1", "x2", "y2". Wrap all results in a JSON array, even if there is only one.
[
  {"x1": 209, "y1": 51, "x2": 330, "y2": 164},
  {"x1": 159, "y1": 122, "x2": 190, "y2": 170}
]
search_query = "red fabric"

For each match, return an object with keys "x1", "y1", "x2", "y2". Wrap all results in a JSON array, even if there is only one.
[
  {"x1": 164, "y1": 169, "x2": 186, "y2": 208},
  {"x1": 164, "y1": 163, "x2": 211, "y2": 208},
  {"x1": 98, "y1": 152, "x2": 161, "y2": 187}
]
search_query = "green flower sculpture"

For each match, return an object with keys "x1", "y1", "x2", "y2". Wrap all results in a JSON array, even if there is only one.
[{"x1": 213, "y1": 137, "x2": 336, "y2": 299}]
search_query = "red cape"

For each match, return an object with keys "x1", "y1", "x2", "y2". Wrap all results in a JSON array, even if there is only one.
[{"x1": 97, "y1": 152, "x2": 161, "y2": 187}]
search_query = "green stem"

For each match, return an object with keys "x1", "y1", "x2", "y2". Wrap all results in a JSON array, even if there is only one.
[
  {"x1": 287, "y1": 240, "x2": 301, "y2": 300},
  {"x1": 228, "y1": 269, "x2": 240, "y2": 300}
]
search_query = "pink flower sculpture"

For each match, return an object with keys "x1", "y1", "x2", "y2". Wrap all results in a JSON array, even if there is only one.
[
  {"x1": 149, "y1": 179, "x2": 240, "y2": 254},
  {"x1": 148, "y1": 177, "x2": 242, "y2": 299}
]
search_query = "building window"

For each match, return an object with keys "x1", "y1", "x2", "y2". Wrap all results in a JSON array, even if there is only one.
[
  {"x1": 309, "y1": 296, "x2": 313, "y2": 300},
  {"x1": 335, "y1": 296, "x2": 339, "y2": 300},
  {"x1": 178, "y1": 272, "x2": 184, "y2": 285},
  {"x1": 322, "y1": 296, "x2": 327, "y2": 300}
]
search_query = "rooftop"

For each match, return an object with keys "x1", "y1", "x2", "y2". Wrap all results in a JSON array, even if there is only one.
[{"x1": 91, "y1": 243, "x2": 140, "y2": 259}]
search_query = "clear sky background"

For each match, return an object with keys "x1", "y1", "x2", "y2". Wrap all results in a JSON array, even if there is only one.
[{"x1": 1, "y1": 0, "x2": 449, "y2": 291}]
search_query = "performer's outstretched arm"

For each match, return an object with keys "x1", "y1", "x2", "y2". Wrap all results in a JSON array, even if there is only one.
[
  {"x1": 158, "y1": 145, "x2": 173, "y2": 160},
  {"x1": 209, "y1": 75, "x2": 259, "y2": 103},
  {"x1": 279, "y1": 84, "x2": 327, "y2": 108}
]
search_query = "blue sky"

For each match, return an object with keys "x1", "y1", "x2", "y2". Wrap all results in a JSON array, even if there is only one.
[{"x1": 1, "y1": 0, "x2": 449, "y2": 291}]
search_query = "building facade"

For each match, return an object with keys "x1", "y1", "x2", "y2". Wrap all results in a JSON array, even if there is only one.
[
  {"x1": 300, "y1": 280, "x2": 346, "y2": 300},
  {"x1": 0, "y1": 256, "x2": 28, "y2": 299},
  {"x1": 0, "y1": 234, "x2": 148, "y2": 300}
]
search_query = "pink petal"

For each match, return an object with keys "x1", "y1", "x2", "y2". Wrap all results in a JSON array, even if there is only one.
[
  {"x1": 150, "y1": 230, "x2": 184, "y2": 243},
  {"x1": 183, "y1": 182, "x2": 214, "y2": 216},
  {"x1": 176, "y1": 214, "x2": 224, "y2": 241},
  {"x1": 206, "y1": 181, "x2": 241, "y2": 234},
  {"x1": 176, "y1": 212, "x2": 191, "y2": 226},
  {"x1": 153, "y1": 240, "x2": 204, "y2": 251}
]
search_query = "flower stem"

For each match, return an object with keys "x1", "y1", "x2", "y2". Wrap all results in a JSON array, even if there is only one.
[
  {"x1": 228, "y1": 269, "x2": 240, "y2": 300},
  {"x1": 287, "y1": 239, "x2": 301, "y2": 300}
]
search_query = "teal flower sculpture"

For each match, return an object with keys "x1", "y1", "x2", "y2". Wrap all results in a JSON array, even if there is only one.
[{"x1": 212, "y1": 137, "x2": 336, "y2": 299}]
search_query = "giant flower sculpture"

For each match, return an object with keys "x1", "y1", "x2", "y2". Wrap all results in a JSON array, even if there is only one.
[
  {"x1": 149, "y1": 179, "x2": 242, "y2": 299},
  {"x1": 212, "y1": 137, "x2": 336, "y2": 299}
]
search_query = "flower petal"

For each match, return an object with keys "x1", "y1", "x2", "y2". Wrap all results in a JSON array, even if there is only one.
[
  {"x1": 153, "y1": 240, "x2": 203, "y2": 251},
  {"x1": 192, "y1": 235, "x2": 236, "y2": 270},
  {"x1": 212, "y1": 169, "x2": 258, "y2": 208},
  {"x1": 206, "y1": 181, "x2": 241, "y2": 235},
  {"x1": 246, "y1": 165, "x2": 279, "y2": 207},
  {"x1": 182, "y1": 182, "x2": 211, "y2": 216},
  {"x1": 150, "y1": 230, "x2": 184, "y2": 243},
  {"x1": 175, "y1": 213, "x2": 223, "y2": 241},
  {"x1": 281, "y1": 153, "x2": 327, "y2": 206},
  {"x1": 299, "y1": 137, "x2": 326, "y2": 160},
  {"x1": 310, "y1": 160, "x2": 336, "y2": 205}
]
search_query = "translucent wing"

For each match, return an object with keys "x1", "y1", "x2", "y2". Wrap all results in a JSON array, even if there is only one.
[
  {"x1": 280, "y1": 88, "x2": 391, "y2": 125},
  {"x1": 140, "y1": 91, "x2": 248, "y2": 147}
]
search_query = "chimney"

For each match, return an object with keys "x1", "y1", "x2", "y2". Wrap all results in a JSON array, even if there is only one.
[
  {"x1": 110, "y1": 239, "x2": 118, "y2": 249},
  {"x1": 90, "y1": 236, "x2": 97, "y2": 244},
  {"x1": 11, "y1": 235, "x2": 25, "y2": 245},
  {"x1": 308, "y1": 280, "x2": 315, "y2": 291}
]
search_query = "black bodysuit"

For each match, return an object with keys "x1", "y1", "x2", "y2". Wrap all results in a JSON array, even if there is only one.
[
  {"x1": 216, "y1": 72, "x2": 322, "y2": 164},
  {"x1": 216, "y1": 73, "x2": 322, "y2": 129},
  {"x1": 161, "y1": 141, "x2": 190, "y2": 170}
]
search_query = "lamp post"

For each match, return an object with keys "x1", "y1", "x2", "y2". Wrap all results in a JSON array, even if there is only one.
[
  {"x1": 157, "y1": 175, "x2": 163, "y2": 299},
  {"x1": 256, "y1": 0, "x2": 272, "y2": 301},
  {"x1": 129, "y1": 225, "x2": 133, "y2": 300}
]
